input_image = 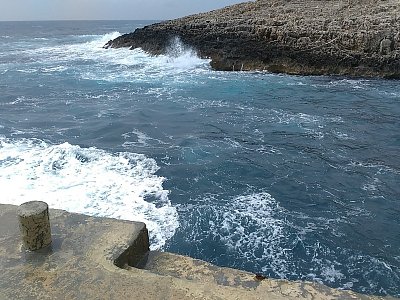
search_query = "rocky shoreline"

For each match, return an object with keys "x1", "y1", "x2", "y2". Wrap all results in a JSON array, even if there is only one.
[{"x1": 105, "y1": 0, "x2": 400, "y2": 78}]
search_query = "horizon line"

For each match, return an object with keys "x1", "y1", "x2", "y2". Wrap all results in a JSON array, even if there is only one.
[{"x1": 0, "y1": 19, "x2": 165, "y2": 23}]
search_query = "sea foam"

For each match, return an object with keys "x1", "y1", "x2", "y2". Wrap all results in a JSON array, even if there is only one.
[
  {"x1": 0, "y1": 137, "x2": 179, "y2": 249},
  {"x1": 21, "y1": 32, "x2": 210, "y2": 84}
]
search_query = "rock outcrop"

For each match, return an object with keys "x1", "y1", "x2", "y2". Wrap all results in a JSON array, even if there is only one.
[{"x1": 105, "y1": 0, "x2": 400, "y2": 78}]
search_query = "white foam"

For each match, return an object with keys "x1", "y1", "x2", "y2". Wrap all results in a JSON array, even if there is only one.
[
  {"x1": 4, "y1": 96, "x2": 42, "y2": 106},
  {"x1": 16, "y1": 68, "x2": 37, "y2": 73},
  {"x1": 287, "y1": 81, "x2": 307, "y2": 86},
  {"x1": 320, "y1": 265, "x2": 345, "y2": 283},
  {"x1": 349, "y1": 161, "x2": 399, "y2": 175},
  {"x1": 121, "y1": 130, "x2": 167, "y2": 149},
  {"x1": 362, "y1": 181, "x2": 379, "y2": 192},
  {"x1": 331, "y1": 130, "x2": 353, "y2": 140},
  {"x1": 312, "y1": 78, "x2": 371, "y2": 90},
  {"x1": 0, "y1": 137, "x2": 178, "y2": 249},
  {"x1": 21, "y1": 32, "x2": 210, "y2": 84},
  {"x1": 212, "y1": 192, "x2": 291, "y2": 277},
  {"x1": 22, "y1": 31, "x2": 121, "y2": 63},
  {"x1": 162, "y1": 36, "x2": 207, "y2": 70},
  {"x1": 41, "y1": 66, "x2": 68, "y2": 73}
]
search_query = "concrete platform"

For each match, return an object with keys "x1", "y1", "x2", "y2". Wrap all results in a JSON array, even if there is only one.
[{"x1": 0, "y1": 203, "x2": 395, "y2": 299}]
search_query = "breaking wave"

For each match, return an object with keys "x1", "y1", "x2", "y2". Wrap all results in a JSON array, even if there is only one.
[
  {"x1": 16, "y1": 32, "x2": 210, "y2": 83},
  {"x1": 0, "y1": 137, "x2": 179, "y2": 249}
]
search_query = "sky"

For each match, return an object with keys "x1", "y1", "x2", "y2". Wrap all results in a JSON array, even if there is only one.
[{"x1": 0, "y1": 0, "x2": 246, "y2": 21}]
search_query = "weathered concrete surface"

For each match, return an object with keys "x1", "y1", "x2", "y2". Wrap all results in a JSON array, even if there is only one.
[
  {"x1": 0, "y1": 203, "x2": 396, "y2": 299},
  {"x1": 105, "y1": 0, "x2": 400, "y2": 78}
]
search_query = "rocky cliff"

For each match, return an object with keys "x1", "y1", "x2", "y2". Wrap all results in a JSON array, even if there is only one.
[{"x1": 105, "y1": 0, "x2": 400, "y2": 78}]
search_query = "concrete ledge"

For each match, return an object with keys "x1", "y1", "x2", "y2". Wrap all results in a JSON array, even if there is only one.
[{"x1": 0, "y1": 204, "x2": 394, "y2": 299}]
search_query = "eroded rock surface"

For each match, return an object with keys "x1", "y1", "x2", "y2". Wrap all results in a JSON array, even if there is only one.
[
  {"x1": 105, "y1": 0, "x2": 400, "y2": 78},
  {"x1": 0, "y1": 203, "x2": 393, "y2": 299}
]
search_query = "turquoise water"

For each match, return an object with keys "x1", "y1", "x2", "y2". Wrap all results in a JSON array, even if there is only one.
[{"x1": 0, "y1": 21, "x2": 399, "y2": 296}]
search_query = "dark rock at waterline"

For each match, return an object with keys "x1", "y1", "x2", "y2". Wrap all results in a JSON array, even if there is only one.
[{"x1": 104, "y1": 0, "x2": 400, "y2": 78}]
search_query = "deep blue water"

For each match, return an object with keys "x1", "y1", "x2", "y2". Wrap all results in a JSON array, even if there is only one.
[{"x1": 0, "y1": 20, "x2": 399, "y2": 296}]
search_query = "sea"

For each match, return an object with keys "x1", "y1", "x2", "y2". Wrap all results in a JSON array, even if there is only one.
[{"x1": 0, "y1": 20, "x2": 399, "y2": 296}]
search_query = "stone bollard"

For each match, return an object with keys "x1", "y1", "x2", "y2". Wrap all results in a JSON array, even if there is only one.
[{"x1": 17, "y1": 201, "x2": 52, "y2": 251}]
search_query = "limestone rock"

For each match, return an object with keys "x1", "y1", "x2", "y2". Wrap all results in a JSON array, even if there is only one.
[{"x1": 105, "y1": 0, "x2": 400, "y2": 78}]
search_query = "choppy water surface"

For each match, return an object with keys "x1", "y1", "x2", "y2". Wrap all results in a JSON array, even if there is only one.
[{"x1": 0, "y1": 21, "x2": 399, "y2": 296}]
